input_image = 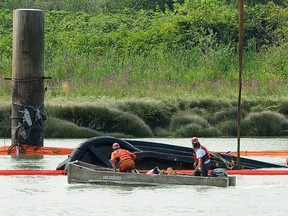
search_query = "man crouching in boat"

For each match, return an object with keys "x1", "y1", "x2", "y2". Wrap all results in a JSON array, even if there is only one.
[
  {"x1": 110, "y1": 143, "x2": 136, "y2": 172},
  {"x1": 191, "y1": 137, "x2": 211, "y2": 177}
]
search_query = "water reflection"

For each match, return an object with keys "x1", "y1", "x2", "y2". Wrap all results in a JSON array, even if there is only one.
[
  {"x1": 67, "y1": 183, "x2": 154, "y2": 192},
  {"x1": 10, "y1": 155, "x2": 45, "y2": 170}
]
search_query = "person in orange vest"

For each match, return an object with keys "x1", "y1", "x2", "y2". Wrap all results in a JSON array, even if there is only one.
[
  {"x1": 110, "y1": 142, "x2": 136, "y2": 172},
  {"x1": 191, "y1": 137, "x2": 211, "y2": 176}
]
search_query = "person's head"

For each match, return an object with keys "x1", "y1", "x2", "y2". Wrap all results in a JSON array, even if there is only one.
[
  {"x1": 112, "y1": 142, "x2": 120, "y2": 150},
  {"x1": 191, "y1": 137, "x2": 200, "y2": 149}
]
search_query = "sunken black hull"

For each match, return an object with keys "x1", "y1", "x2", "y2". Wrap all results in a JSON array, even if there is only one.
[{"x1": 56, "y1": 136, "x2": 285, "y2": 170}]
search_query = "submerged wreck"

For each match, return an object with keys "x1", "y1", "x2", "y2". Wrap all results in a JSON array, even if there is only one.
[{"x1": 57, "y1": 136, "x2": 286, "y2": 171}]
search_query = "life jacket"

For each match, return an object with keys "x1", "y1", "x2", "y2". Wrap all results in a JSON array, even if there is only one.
[
  {"x1": 193, "y1": 145, "x2": 210, "y2": 165},
  {"x1": 116, "y1": 149, "x2": 134, "y2": 163}
]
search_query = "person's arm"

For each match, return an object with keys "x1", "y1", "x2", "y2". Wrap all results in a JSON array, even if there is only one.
[
  {"x1": 110, "y1": 160, "x2": 117, "y2": 171},
  {"x1": 193, "y1": 153, "x2": 197, "y2": 168},
  {"x1": 198, "y1": 157, "x2": 202, "y2": 171},
  {"x1": 110, "y1": 152, "x2": 117, "y2": 171},
  {"x1": 130, "y1": 152, "x2": 136, "y2": 160}
]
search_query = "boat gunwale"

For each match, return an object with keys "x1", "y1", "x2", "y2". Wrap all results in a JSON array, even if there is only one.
[{"x1": 67, "y1": 161, "x2": 235, "y2": 187}]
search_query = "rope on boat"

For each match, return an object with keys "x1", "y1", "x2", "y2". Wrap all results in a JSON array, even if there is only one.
[{"x1": 210, "y1": 152, "x2": 234, "y2": 170}]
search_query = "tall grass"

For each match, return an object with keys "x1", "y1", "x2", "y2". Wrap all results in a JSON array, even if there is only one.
[
  {"x1": 4, "y1": 43, "x2": 283, "y2": 101},
  {"x1": 1, "y1": 2, "x2": 288, "y2": 102},
  {"x1": 1, "y1": 1, "x2": 288, "y2": 138},
  {"x1": 1, "y1": 42, "x2": 287, "y2": 102}
]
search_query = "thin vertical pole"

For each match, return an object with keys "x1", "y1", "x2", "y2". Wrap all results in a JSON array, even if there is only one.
[
  {"x1": 237, "y1": 0, "x2": 244, "y2": 169},
  {"x1": 11, "y1": 9, "x2": 45, "y2": 147}
]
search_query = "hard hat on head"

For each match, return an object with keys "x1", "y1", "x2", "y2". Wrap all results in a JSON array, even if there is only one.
[
  {"x1": 191, "y1": 137, "x2": 199, "y2": 144},
  {"x1": 112, "y1": 142, "x2": 120, "y2": 149}
]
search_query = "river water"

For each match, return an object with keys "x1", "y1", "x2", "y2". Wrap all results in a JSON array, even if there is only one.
[{"x1": 0, "y1": 137, "x2": 287, "y2": 216}]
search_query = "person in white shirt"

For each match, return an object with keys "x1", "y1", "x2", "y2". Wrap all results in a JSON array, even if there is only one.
[{"x1": 191, "y1": 137, "x2": 211, "y2": 176}]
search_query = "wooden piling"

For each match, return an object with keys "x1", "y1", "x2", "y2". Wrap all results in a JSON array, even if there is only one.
[{"x1": 11, "y1": 9, "x2": 45, "y2": 147}]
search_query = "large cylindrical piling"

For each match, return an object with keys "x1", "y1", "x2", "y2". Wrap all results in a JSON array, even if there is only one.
[{"x1": 11, "y1": 9, "x2": 45, "y2": 147}]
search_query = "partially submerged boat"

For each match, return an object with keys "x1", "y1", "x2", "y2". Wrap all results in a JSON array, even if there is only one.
[
  {"x1": 57, "y1": 136, "x2": 286, "y2": 171},
  {"x1": 67, "y1": 160, "x2": 236, "y2": 188}
]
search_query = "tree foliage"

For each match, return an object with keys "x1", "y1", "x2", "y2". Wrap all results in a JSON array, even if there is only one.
[{"x1": 1, "y1": 0, "x2": 287, "y2": 59}]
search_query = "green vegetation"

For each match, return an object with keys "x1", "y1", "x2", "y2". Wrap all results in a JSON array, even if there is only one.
[
  {"x1": 0, "y1": 1, "x2": 288, "y2": 138},
  {"x1": 1, "y1": 98, "x2": 288, "y2": 138}
]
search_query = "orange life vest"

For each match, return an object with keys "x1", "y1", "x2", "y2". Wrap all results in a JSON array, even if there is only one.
[{"x1": 116, "y1": 149, "x2": 135, "y2": 163}]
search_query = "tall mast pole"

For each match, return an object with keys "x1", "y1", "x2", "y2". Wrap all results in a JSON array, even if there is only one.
[{"x1": 237, "y1": 0, "x2": 244, "y2": 169}]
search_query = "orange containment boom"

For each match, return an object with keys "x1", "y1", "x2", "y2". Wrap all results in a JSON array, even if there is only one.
[
  {"x1": 174, "y1": 169, "x2": 288, "y2": 175},
  {"x1": 1, "y1": 146, "x2": 286, "y2": 156},
  {"x1": 0, "y1": 170, "x2": 67, "y2": 176},
  {"x1": 226, "y1": 169, "x2": 288, "y2": 175},
  {"x1": 0, "y1": 169, "x2": 287, "y2": 176},
  {"x1": 219, "y1": 150, "x2": 288, "y2": 157},
  {"x1": 1, "y1": 145, "x2": 287, "y2": 157},
  {"x1": 0, "y1": 145, "x2": 74, "y2": 155}
]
